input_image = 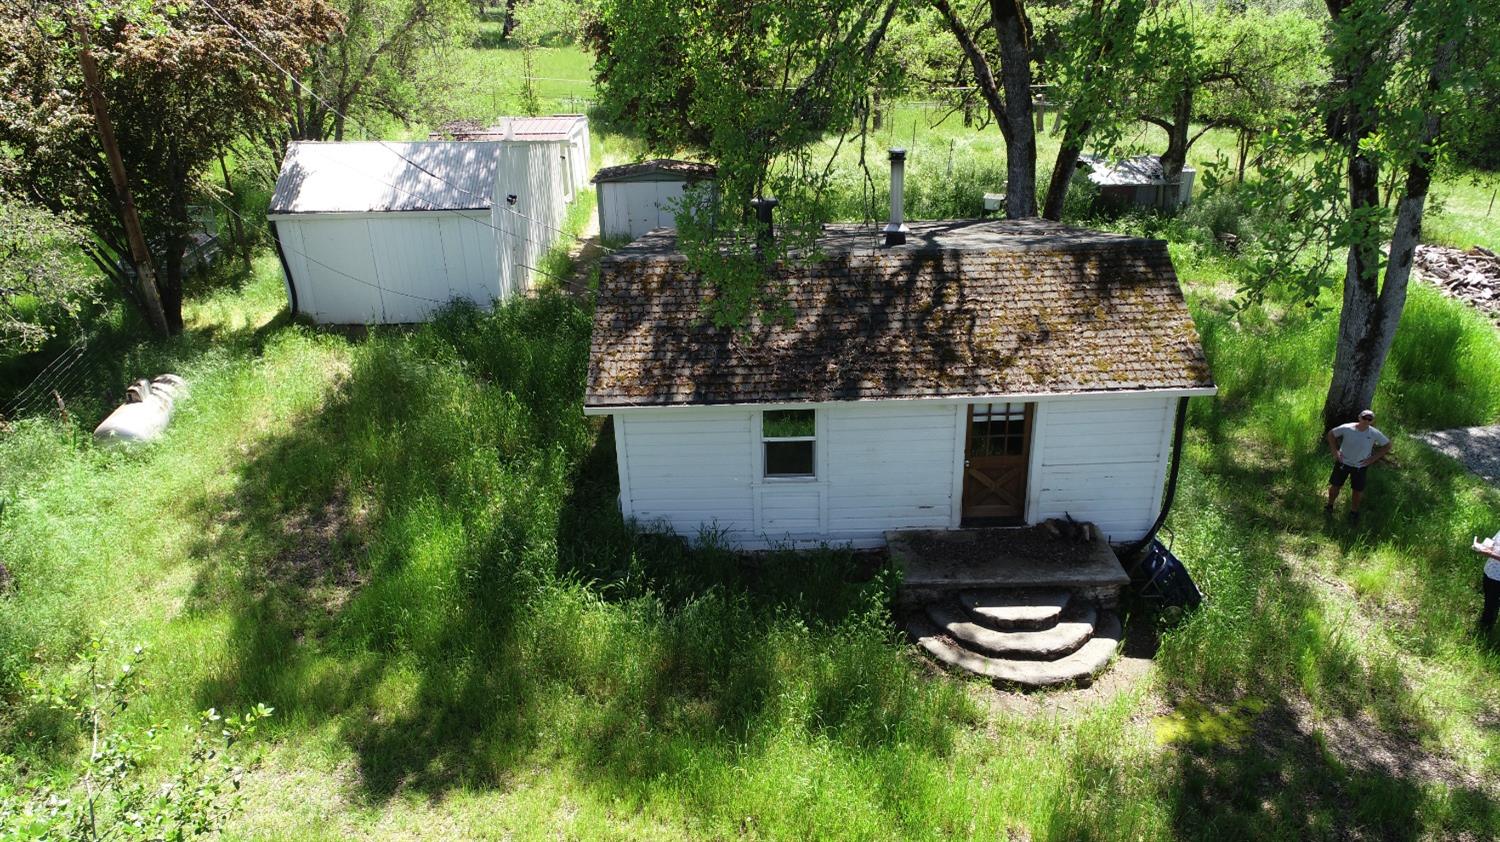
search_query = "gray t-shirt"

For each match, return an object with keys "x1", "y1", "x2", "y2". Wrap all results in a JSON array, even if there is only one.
[{"x1": 1331, "y1": 422, "x2": 1390, "y2": 467}]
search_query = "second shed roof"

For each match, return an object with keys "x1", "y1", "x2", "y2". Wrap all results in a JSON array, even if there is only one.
[{"x1": 269, "y1": 141, "x2": 500, "y2": 215}]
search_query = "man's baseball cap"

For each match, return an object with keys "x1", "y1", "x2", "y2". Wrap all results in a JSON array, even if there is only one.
[{"x1": 1359, "y1": 409, "x2": 1375, "y2": 419}]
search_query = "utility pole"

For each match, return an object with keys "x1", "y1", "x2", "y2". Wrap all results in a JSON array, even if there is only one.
[{"x1": 75, "y1": 14, "x2": 170, "y2": 336}]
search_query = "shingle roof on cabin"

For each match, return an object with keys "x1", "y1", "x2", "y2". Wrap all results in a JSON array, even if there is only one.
[
  {"x1": 586, "y1": 218, "x2": 1214, "y2": 409},
  {"x1": 269, "y1": 141, "x2": 499, "y2": 215},
  {"x1": 592, "y1": 159, "x2": 718, "y2": 183}
]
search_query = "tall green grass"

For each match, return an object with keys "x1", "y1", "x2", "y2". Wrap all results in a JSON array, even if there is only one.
[{"x1": 4, "y1": 250, "x2": 1500, "y2": 838}]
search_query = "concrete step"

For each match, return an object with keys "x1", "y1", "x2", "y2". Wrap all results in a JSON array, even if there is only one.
[
  {"x1": 959, "y1": 589, "x2": 1072, "y2": 630},
  {"x1": 909, "y1": 610, "x2": 1122, "y2": 689},
  {"x1": 926, "y1": 600, "x2": 1097, "y2": 659}
]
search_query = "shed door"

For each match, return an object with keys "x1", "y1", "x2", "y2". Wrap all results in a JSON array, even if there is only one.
[{"x1": 962, "y1": 402, "x2": 1034, "y2": 523}]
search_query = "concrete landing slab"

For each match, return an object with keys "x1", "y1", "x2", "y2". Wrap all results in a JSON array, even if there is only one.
[{"x1": 889, "y1": 527, "x2": 1130, "y2": 607}]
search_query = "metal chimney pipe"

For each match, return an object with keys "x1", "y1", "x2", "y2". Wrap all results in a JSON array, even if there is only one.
[
  {"x1": 884, "y1": 148, "x2": 909, "y2": 247},
  {"x1": 750, "y1": 197, "x2": 778, "y2": 253}
]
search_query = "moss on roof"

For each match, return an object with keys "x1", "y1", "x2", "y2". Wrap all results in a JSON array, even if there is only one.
[{"x1": 586, "y1": 219, "x2": 1215, "y2": 409}]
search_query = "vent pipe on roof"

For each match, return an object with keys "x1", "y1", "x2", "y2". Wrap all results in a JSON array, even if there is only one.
[
  {"x1": 884, "y1": 148, "x2": 909, "y2": 247},
  {"x1": 750, "y1": 197, "x2": 777, "y2": 255},
  {"x1": 502, "y1": 117, "x2": 514, "y2": 141}
]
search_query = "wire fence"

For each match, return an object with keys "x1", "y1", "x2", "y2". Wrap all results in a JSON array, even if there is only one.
[{"x1": 2, "y1": 337, "x2": 103, "y2": 424}]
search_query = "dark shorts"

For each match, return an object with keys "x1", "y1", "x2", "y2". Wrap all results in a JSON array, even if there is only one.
[{"x1": 1329, "y1": 461, "x2": 1368, "y2": 491}]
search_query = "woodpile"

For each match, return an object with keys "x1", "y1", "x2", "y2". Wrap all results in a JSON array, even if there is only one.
[
  {"x1": 1414, "y1": 244, "x2": 1500, "y2": 322},
  {"x1": 1041, "y1": 515, "x2": 1097, "y2": 544}
]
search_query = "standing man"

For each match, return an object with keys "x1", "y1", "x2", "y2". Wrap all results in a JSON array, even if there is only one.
[{"x1": 1325, "y1": 409, "x2": 1392, "y2": 523}]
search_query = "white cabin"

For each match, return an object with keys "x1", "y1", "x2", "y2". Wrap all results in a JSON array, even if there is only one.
[
  {"x1": 267, "y1": 140, "x2": 568, "y2": 324},
  {"x1": 584, "y1": 219, "x2": 1216, "y2": 550},
  {"x1": 593, "y1": 159, "x2": 717, "y2": 241}
]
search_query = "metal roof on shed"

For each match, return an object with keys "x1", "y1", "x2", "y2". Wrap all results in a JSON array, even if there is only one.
[
  {"x1": 592, "y1": 159, "x2": 718, "y2": 183},
  {"x1": 1080, "y1": 154, "x2": 1194, "y2": 186},
  {"x1": 269, "y1": 141, "x2": 499, "y2": 215},
  {"x1": 431, "y1": 115, "x2": 587, "y2": 142}
]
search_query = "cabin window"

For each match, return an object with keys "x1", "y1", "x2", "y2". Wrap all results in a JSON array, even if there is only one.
[
  {"x1": 762, "y1": 409, "x2": 816, "y2": 478},
  {"x1": 970, "y1": 403, "x2": 1028, "y2": 456}
]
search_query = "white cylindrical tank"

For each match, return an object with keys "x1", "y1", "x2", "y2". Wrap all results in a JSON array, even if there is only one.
[{"x1": 93, "y1": 375, "x2": 187, "y2": 447}]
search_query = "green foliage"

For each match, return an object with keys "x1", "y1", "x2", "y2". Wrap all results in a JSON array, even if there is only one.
[
  {"x1": 508, "y1": 0, "x2": 587, "y2": 46},
  {"x1": 0, "y1": 0, "x2": 338, "y2": 332},
  {"x1": 282, "y1": 0, "x2": 474, "y2": 141},
  {"x1": 0, "y1": 640, "x2": 271, "y2": 841},
  {"x1": 0, "y1": 195, "x2": 98, "y2": 354},
  {"x1": 590, "y1": 0, "x2": 900, "y2": 326}
]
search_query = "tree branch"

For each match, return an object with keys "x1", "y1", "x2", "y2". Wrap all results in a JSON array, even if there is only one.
[{"x1": 932, "y1": 0, "x2": 1012, "y2": 143}]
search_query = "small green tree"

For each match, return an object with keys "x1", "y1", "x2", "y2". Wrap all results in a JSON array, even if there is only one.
[
  {"x1": 0, "y1": 193, "x2": 98, "y2": 354},
  {"x1": 1131, "y1": 2, "x2": 1324, "y2": 187},
  {"x1": 0, "y1": 640, "x2": 273, "y2": 841},
  {"x1": 278, "y1": 0, "x2": 476, "y2": 144}
]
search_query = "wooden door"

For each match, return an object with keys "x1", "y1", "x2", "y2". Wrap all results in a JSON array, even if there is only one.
[{"x1": 962, "y1": 402, "x2": 1034, "y2": 523}]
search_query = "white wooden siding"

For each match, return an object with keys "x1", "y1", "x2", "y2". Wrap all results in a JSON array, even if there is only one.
[
  {"x1": 274, "y1": 212, "x2": 503, "y2": 324},
  {"x1": 615, "y1": 403, "x2": 959, "y2": 549},
  {"x1": 822, "y1": 406, "x2": 956, "y2": 538},
  {"x1": 610, "y1": 394, "x2": 1179, "y2": 550},
  {"x1": 616, "y1": 411, "x2": 757, "y2": 543},
  {"x1": 598, "y1": 180, "x2": 694, "y2": 241},
  {"x1": 1027, "y1": 395, "x2": 1175, "y2": 543}
]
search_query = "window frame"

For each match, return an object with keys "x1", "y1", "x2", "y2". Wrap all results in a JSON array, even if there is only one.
[{"x1": 760, "y1": 408, "x2": 818, "y2": 480}]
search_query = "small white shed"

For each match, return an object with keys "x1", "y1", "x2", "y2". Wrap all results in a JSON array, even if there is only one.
[
  {"x1": 1081, "y1": 155, "x2": 1195, "y2": 212},
  {"x1": 584, "y1": 219, "x2": 1216, "y2": 550},
  {"x1": 593, "y1": 159, "x2": 718, "y2": 241},
  {"x1": 267, "y1": 140, "x2": 568, "y2": 324}
]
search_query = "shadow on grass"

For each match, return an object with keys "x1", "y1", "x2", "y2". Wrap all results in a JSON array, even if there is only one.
[
  {"x1": 1162, "y1": 697, "x2": 1499, "y2": 840},
  {"x1": 178, "y1": 292, "x2": 968, "y2": 813},
  {"x1": 1141, "y1": 292, "x2": 1500, "y2": 837}
]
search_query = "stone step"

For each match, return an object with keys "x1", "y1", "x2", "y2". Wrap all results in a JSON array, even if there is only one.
[
  {"x1": 909, "y1": 610, "x2": 1122, "y2": 689},
  {"x1": 926, "y1": 600, "x2": 1097, "y2": 659},
  {"x1": 959, "y1": 589, "x2": 1072, "y2": 630}
]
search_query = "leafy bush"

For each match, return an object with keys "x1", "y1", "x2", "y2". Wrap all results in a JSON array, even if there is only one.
[
  {"x1": 1180, "y1": 185, "x2": 1258, "y2": 245},
  {"x1": 0, "y1": 640, "x2": 271, "y2": 841}
]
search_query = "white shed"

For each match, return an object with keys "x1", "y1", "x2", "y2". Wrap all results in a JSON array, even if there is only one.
[
  {"x1": 435, "y1": 115, "x2": 591, "y2": 203},
  {"x1": 584, "y1": 219, "x2": 1216, "y2": 550},
  {"x1": 267, "y1": 140, "x2": 568, "y2": 324},
  {"x1": 1081, "y1": 154, "x2": 1195, "y2": 212},
  {"x1": 593, "y1": 160, "x2": 718, "y2": 241}
]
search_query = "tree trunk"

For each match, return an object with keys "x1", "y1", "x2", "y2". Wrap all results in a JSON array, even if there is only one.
[
  {"x1": 992, "y1": 0, "x2": 1037, "y2": 218},
  {"x1": 933, "y1": 0, "x2": 1037, "y2": 218},
  {"x1": 1158, "y1": 87, "x2": 1193, "y2": 182},
  {"x1": 218, "y1": 151, "x2": 250, "y2": 265},
  {"x1": 1042, "y1": 124, "x2": 1086, "y2": 220},
  {"x1": 1236, "y1": 128, "x2": 1250, "y2": 183},
  {"x1": 503, "y1": 0, "x2": 518, "y2": 38},
  {"x1": 76, "y1": 17, "x2": 170, "y2": 337},
  {"x1": 1321, "y1": 29, "x2": 1454, "y2": 430}
]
